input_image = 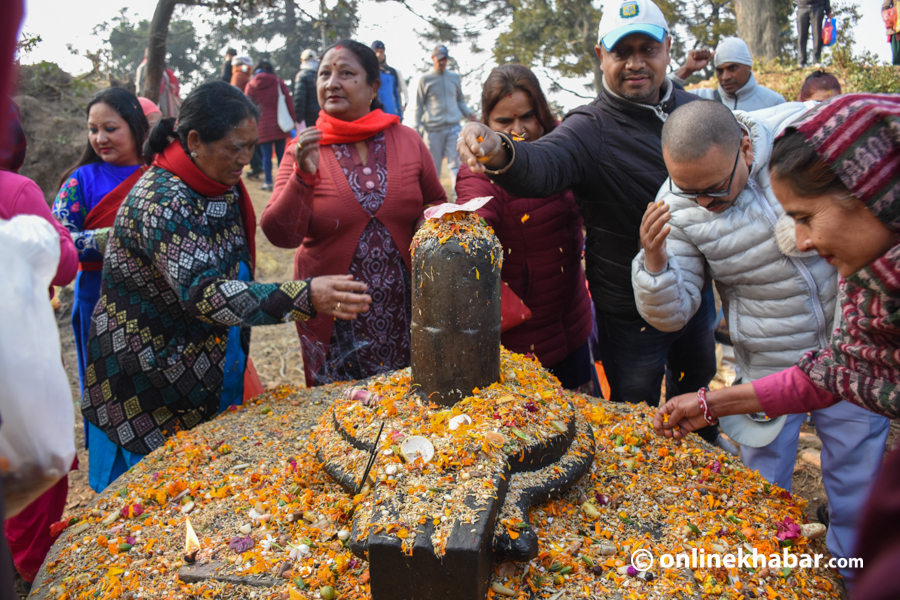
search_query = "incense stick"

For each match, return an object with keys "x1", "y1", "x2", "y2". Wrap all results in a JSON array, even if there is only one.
[{"x1": 356, "y1": 421, "x2": 385, "y2": 495}]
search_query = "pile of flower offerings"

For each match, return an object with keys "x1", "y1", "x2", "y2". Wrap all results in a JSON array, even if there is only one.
[{"x1": 32, "y1": 350, "x2": 841, "y2": 600}]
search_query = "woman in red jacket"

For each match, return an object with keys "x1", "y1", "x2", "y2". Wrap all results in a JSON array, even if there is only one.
[
  {"x1": 245, "y1": 60, "x2": 297, "y2": 191},
  {"x1": 456, "y1": 64, "x2": 594, "y2": 391},
  {"x1": 261, "y1": 40, "x2": 446, "y2": 386}
]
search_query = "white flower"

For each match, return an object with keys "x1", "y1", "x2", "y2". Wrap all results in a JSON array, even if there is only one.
[
  {"x1": 260, "y1": 534, "x2": 276, "y2": 552},
  {"x1": 289, "y1": 543, "x2": 311, "y2": 560},
  {"x1": 248, "y1": 509, "x2": 262, "y2": 520}
]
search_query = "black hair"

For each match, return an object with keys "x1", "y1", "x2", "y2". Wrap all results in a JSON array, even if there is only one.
[
  {"x1": 662, "y1": 99, "x2": 743, "y2": 163},
  {"x1": 254, "y1": 60, "x2": 274, "y2": 74},
  {"x1": 58, "y1": 87, "x2": 149, "y2": 189},
  {"x1": 799, "y1": 70, "x2": 842, "y2": 102},
  {"x1": 144, "y1": 80, "x2": 260, "y2": 160},
  {"x1": 226, "y1": 48, "x2": 237, "y2": 56},
  {"x1": 770, "y1": 129, "x2": 849, "y2": 199},
  {"x1": 321, "y1": 39, "x2": 384, "y2": 111}
]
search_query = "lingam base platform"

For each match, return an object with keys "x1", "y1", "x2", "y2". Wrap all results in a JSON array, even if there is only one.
[{"x1": 30, "y1": 384, "x2": 840, "y2": 600}]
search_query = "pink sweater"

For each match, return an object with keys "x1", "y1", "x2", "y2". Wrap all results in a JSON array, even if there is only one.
[
  {"x1": 0, "y1": 170, "x2": 77, "y2": 287},
  {"x1": 751, "y1": 365, "x2": 841, "y2": 417}
]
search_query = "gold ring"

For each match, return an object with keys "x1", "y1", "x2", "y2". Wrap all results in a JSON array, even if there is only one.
[
  {"x1": 297, "y1": 141, "x2": 303, "y2": 150},
  {"x1": 336, "y1": 301, "x2": 341, "y2": 312}
]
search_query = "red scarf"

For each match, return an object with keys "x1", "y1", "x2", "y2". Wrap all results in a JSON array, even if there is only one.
[
  {"x1": 313, "y1": 109, "x2": 400, "y2": 145},
  {"x1": 153, "y1": 141, "x2": 256, "y2": 267}
]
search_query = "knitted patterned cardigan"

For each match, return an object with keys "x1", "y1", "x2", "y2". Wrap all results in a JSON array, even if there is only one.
[{"x1": 82, "y1": 166, "x2": 315, "y2": 455}]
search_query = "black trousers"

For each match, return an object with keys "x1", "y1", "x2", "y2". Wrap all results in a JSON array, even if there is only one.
[{"x1": 797, "y1": 5, "x2": 826, "y2": 65}]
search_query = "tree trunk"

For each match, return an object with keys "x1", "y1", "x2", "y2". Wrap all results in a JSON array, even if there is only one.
[
  {"x1": 734, "y1": 0, "x2": 781, "y2": 61},
  {"x1": 144, "y1": 0, "x2": 179, "y2": 104},
  {"x1": 284, "y1": 0, "x2": 300, "y2": 76}
]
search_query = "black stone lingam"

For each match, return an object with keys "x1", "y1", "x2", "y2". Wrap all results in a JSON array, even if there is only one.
[
  {"x1": 316, "y1": 211, "x2": 595, "y2": 600},
  {"x1": 410, "y1": 232, "x2": 502, "y2": 406}
]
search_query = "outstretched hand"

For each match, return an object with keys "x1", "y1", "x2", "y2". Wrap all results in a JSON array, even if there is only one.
[
  {"x1": 293, "y1": 127, "x2": 321, "y2": 175},
  {"x1": 652, "y1": 392, "x2": 710, "y2": 441},
  {"x1": 640, "y1": 201, "x2": 671, "y2": 273},
  {"x1": 310, "y1": 275, "x2": 372, "y2": 320},
  {"x1": 457, "y1": 123, "x2": 507, "y2": 174}
]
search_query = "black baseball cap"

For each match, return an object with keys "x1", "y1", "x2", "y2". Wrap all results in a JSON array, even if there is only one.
[{"x1": 371, "y1": 40, "x2": 386, "y2": 50}]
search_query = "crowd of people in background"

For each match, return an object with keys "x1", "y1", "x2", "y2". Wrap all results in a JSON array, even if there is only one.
[{"x1": 1, "y1": 0, "x2": 900, "y2": 596}]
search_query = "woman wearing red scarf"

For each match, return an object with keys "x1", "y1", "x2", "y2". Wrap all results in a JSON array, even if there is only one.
[
  {"x1": 262, "y1": 40, "x2": 447, "y2": 386},
  {"x1": 80, "y1": 81, "x2": 372, "y2": 493}
]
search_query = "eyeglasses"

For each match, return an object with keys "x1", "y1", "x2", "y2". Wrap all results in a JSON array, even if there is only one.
[{"x1": 668, "y1": 146, "x2": 742, "y2": 201}]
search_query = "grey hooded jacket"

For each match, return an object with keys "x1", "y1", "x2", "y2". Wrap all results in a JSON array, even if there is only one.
[
  {"x1": 670, "y1": 72, "x2": 786, "y2": 112},
  {"x1": 632, "y1": 102, "x2": 838, "y2": 382}
]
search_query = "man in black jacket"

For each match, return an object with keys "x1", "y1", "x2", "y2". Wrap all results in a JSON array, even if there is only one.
[
  {"x1": 293, "y1": 49, "x2": 320, "y2": 128},
  {"x1": 221, "y1": 48, "x2": 236, "y2": 82},
  {"x1": 458, "y1": 0, "x2": 731, "y2": 452},
  {"x1": 797, "y1": 0, "x2": 831, "y2": 67}
]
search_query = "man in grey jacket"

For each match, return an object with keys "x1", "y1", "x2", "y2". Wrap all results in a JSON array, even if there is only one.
[
  {"x1": 669, "y1": 37, "x2": 785, "y2": 111},
  {"x1": 415, "y1": 44, "x2": 476, "y2": 199},
  {"x1": 632, "y1": 99, "x2": 889, "y2": 583}
]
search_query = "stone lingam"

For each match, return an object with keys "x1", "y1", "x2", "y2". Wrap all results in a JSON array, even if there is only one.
[{"x1": 315, "y1": 199, "x2": 596, "y2": 600}]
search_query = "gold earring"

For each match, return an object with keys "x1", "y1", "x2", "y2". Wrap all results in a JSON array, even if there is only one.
[{"x1": 191, "y1": 151, "x2": 198, "y2": 158}]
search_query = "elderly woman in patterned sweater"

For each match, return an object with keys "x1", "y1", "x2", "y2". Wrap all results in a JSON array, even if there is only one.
[
  {"x1": 261, "y1": 40, "x2": 446, "y2": 387},
  {"x1": 81, "y1": 81, "x2": 371, "y2": 493}
]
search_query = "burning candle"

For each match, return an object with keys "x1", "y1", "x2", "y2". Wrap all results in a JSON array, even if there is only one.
[{"x1": 184, "y1": 517, "x2": 200, "y2": 563}]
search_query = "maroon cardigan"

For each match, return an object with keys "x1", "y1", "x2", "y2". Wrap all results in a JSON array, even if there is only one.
[
  {"x1": 245, "y1": 72, "x2": 297, "y2": 143},
  {"x1": 457, "y1": 164, "x2": 592, "y2": 368},
  {"x1": 260, "y1": 123, "x2": 447, "y2": 385}
]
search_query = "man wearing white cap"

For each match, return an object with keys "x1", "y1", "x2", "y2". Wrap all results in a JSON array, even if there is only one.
[
  {"x1": 457, "y1": 0, "x2": 735, "y2": 453},
  {"x1": 670, "y1": 37, "x2": 785, "y2": 111}
]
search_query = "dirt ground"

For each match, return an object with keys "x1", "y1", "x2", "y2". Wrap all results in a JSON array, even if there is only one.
[{"x1": 38, "y1": 159, "x2": 897, "y2": 598}]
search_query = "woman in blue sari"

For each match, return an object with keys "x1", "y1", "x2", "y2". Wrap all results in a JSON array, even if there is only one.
[{"x1": 52, "y1": 88, "x2": 149, "y2": 465}]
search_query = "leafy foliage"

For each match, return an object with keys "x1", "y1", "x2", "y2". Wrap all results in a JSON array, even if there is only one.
[{"x1": 86, "y1": 9, "x2": 219, "y2": 88}]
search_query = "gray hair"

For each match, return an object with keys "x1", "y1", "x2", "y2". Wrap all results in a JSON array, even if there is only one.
[{"x1": 662, "y1": 99, "x2": 743, "y2": 163}]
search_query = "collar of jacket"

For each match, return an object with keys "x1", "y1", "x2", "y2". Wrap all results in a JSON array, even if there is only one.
[
  {"x1": 718, "y1": 72, "x2": 759, "y2": 103},
  {"x1": 600, "y1": 75, "x2": 676, "y2": 122}
]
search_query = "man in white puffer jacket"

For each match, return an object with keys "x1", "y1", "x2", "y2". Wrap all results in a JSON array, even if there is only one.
[{"x1": 632, "y1": 99, "x2": 889, "y2": 581}]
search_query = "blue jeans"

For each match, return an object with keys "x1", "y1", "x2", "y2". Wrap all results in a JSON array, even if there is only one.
[
  {"x1": 594, "y1": 285, "x2": 717, "y2": 406},
  {"x1": 260, "y1": 138, "x2": 286, "y2": 185}
]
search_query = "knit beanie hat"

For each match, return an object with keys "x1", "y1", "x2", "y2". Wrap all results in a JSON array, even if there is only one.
[
  {"x1": 714, "y1": 37, "x2": 753, "y2": 68},
  {"x1": 783, "y1": 94, "x2": 900, "y2": 233}
]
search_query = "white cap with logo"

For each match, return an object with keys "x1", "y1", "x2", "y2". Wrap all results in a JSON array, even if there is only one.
[{"x1": 597, "y1": 0, "x2": 669, "y2": 51}]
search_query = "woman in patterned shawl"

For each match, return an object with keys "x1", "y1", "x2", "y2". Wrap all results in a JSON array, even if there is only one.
[
  {"x1": 81, "y1": 81, "x2": 372, "y2": 492},
  {"x1": 262, "y1": 40, "x2": 446, "y2": 386}
]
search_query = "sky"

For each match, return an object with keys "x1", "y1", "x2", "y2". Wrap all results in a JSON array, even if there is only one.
[{"x1": 19, "y1": 0, "x2": 894, "y2": 116}]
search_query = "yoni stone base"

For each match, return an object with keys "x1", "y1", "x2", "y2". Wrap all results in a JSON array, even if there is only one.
[{"x1": 364, "y1": 475, "x2": 507, "y2": 600}]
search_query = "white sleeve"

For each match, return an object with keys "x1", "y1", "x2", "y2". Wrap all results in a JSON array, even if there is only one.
[{"x1": 632, "y1": 221, "x2": 708, "y2": 332}]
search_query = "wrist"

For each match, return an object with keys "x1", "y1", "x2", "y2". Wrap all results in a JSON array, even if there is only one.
[
  {"x1": 697, "y1": 387, "x2": 718, "y2": 425},
  {"x1": 644, "y1": 253, "x2": 668, "y2": 275}
]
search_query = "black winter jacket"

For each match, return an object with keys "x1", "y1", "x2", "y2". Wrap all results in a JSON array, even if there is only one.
[
  {"x1": 490, "y1": 78, "x2": 698, "y2": 321},
  {"x1": 293, "y1": 68, "x2": 320, "y2": 127}
]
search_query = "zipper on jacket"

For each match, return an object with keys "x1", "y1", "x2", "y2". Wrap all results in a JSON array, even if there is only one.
[{"x1": 750, "y1": 180, "x2": 830, "y2": 347}]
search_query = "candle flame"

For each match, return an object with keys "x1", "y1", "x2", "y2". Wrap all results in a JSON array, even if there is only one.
[{"x1": 185, "y1": 517, "x2": 200, "y2": 553}]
